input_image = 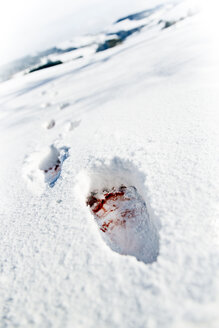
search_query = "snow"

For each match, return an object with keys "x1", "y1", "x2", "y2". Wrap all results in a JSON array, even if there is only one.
[{"x1": 0, "y1": 1, "x2": 219, "y2": 327}]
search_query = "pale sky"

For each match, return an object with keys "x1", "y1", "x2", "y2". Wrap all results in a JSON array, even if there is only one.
[{"x1": 0, "y1": 0, "x2": 151, "y2": 66}]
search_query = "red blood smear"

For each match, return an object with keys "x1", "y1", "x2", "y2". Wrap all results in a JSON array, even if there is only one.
[
  {"x1": 104, "y1": 191, "x2": 125, "y2": 201},
  {"x1": 120, "y1": 209, "x2": 135, "y2": 218},
  {"x1": 100, "y1": 219, "x2": 113, "y2": 232},
  {"x1": 100, "y1": 219, "x2": 126, "y2": 233},
  {"x1": 87, "y1": 189, "x2": 135, "y2": 233},
  {"x1": 87, "y1": 191, "x2": 125, "y2": 214}
]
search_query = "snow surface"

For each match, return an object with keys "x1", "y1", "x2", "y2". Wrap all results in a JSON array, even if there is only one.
[{"x1": 0, "y1": 1, "x2": 219, "y2": 327}]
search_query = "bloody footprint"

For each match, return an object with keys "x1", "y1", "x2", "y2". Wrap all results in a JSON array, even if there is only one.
[{"x1": 87, "y1": 185, "x2": 158, "y2": 263}]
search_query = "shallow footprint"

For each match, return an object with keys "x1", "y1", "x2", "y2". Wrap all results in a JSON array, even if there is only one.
[
  {"x1": 59, "y1": 102, "x2": 70, "y2": 110},
  {"x1": 23, "y1": 144, "x2": 70, "y2": 193},
  {"x1": 85, "y1": 158, "x2": 160, "y2": 264},
  {"x1": 64, "y1": 120, "x2": 81, "y2": 132},
  {"x1": 44, "y1": 119, "x2": 55, "y2": 129},
  {"x1": 39, "y1": 145, "x2": 69, "y2": 187}
]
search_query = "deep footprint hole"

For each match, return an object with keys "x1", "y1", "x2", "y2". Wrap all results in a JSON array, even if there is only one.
[{"x1": 84, "y1": 158, "x2": 160, "y2": 264}]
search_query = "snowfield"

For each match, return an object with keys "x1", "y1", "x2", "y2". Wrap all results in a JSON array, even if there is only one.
[{"x1": 0, "y1": 1, "x2": 219, "y2": 327}]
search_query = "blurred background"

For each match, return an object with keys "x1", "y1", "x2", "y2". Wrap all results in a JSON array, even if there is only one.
[
  {"x1": 0, "y1": 0, "x2": 164, "y2": 66},
  {"x1": 0, "y1": 0, "x2": 217, "y2": 80}
]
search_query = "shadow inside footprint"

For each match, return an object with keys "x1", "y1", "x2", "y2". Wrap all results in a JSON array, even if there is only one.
[
  {"x1": 65, "y1": 120, "x2": 81, "y2": 132},
  {"x1": 46, "y1": 119, "x2": 55, "y2": 129},
  {"x1": 39, "y1": 145, "x2": 69, "y2": 187},
  {"x1": 85, "y1": 158, "x2": 160, "y2": 264}
]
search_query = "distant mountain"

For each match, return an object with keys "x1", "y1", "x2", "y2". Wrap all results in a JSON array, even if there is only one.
[{"x1": 0, "y1": 4, "x2": 188, "y2": 83}]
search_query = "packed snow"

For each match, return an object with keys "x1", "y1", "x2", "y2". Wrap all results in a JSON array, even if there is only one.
[{"x1": 0, "y1": 1, "x2": 219, "y2": 327}]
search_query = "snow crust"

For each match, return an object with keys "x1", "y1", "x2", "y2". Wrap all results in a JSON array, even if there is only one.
[{"x1": 0, "y1": 1, "x2": 219, "y2": 327}]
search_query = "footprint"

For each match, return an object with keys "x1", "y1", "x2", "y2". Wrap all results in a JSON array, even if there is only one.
[
  {"x1": 83, "y1": 158, "x2": 160, "y2": 264},
  {"x1": 23, "y1": 145, "x2": 69, "y2": 193},
  {"x1": 44, "y1": 119, "x2": 55, "y2": 129},
  {"x1": 59, "y1": 102, "x2": 70, "y2": 110},
  {"x1": 39, "y1": 145, "x2": 69, "y2": 187},
  {"x1": 64, "y1": 120, "x2": 81, "y2": 132},
  {"x1": 40, "y1": 102, "x2": 52, "y2": 109}
]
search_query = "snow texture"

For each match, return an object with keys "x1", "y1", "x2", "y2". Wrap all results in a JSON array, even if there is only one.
[{"x1": 0, "y1": 1, "x2": 219, "y2": 327}]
